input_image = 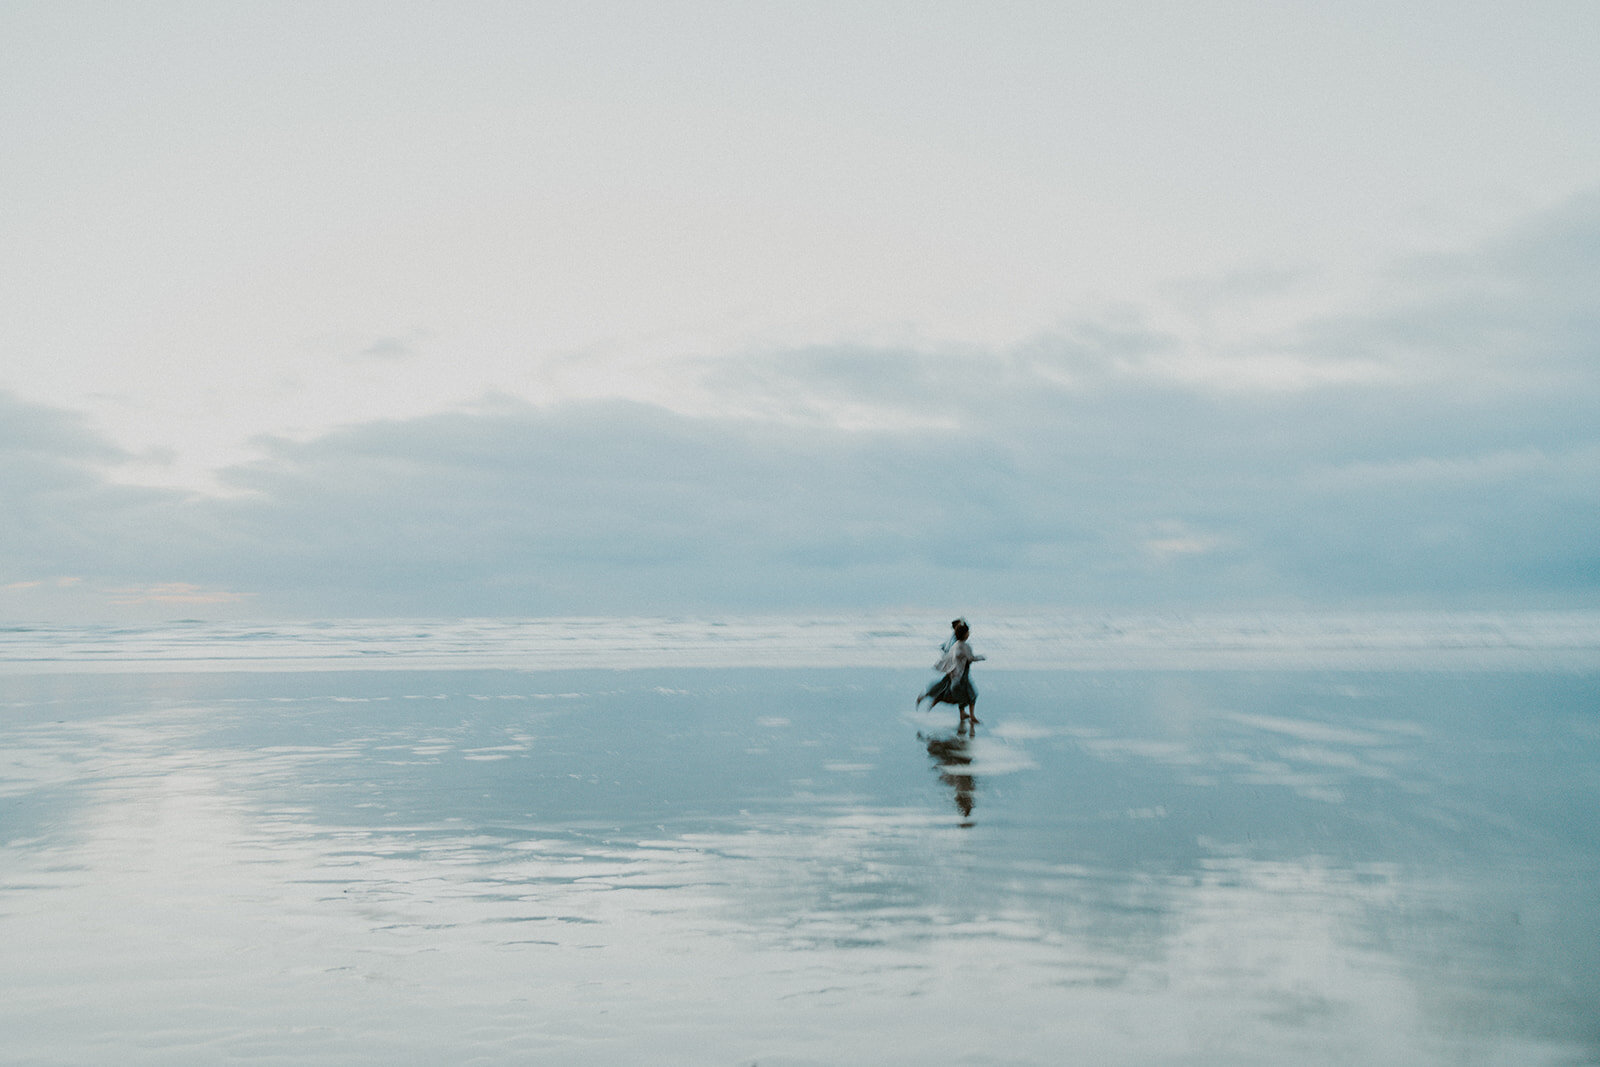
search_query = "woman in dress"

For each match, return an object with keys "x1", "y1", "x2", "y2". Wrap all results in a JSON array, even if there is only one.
[
  {"x1": 916, "y1": 620, "x2": 986, "y2": 731},
  {"x1": 918, "y1": 618, "x2": 963, "y2": 705}
]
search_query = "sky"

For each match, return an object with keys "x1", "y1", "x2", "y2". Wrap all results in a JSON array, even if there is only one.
[{"x1": 3, "y1": 1, "x2": 1599, "y2": 621}]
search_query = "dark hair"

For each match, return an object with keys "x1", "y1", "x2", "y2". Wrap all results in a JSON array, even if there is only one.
[{"x1": 954, "y1": 622, "x2": 970, "y2": 640}]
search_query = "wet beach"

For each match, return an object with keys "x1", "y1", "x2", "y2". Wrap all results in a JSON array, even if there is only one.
[{"x1": 3, "y1": 664, "x2": 1597, "y2": 1064}]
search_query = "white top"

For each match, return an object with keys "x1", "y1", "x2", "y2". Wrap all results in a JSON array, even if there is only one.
[{"x1": 934, "y1": 639, "x2": 985, "y2": 677}]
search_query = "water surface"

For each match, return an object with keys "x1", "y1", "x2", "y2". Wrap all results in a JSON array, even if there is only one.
[{"x1": 3, "y1": 667, "x2": 1597, "y2": 1064}]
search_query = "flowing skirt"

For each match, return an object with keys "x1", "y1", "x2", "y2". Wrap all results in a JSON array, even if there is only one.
[{"x1": 920, "y1": 669, "x2": 976, "y2": 707}]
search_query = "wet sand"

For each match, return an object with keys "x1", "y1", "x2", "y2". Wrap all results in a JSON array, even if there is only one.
[{"x1": 3, "y1": 667, "x2": 1597, "y2": 1064}]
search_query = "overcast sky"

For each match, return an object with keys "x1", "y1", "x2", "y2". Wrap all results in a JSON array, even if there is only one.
[{"x1": 3, "y1": 1, "x2": 1598, "y2": 620}]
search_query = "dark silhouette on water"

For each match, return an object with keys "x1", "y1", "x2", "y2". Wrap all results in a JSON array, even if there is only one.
[
  {"x1": 916, "y1": 620, "x2": 986, "y2": 732},
  {"x1": 921, "y1": 731, "x2": 977, "y2": 826}
]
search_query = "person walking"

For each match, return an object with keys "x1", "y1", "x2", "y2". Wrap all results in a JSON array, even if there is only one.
[{"x1": 916, "y1": 620, "x2": 986, "y2": 731}]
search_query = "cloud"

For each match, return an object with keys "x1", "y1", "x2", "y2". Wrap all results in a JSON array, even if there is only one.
[
  {"x1": 351, "y1": 332, "x2": 435, "y2": 362},
  {"x1": 0, "y1": 392, "x2": 126, "y2": 463},
  {"x1": 358, "y1": 337, "x2": 419, "y2": 360},
  {"x1": 3, "y1": 195, "x2": 1598, "y2": 619},
  {"x1": 104, "y1": 583, "x2": 255, "y2": 606},
  {"x1": 1303, "y1": 192, "x2": 1600, "y2": 396},
  {"x1": 0, "y1": 391, "x2": 138, "y2": 571},
  {"x1": 207, "y1": 399, "x2": 996, "y2": 614},
  {"x1": 1138, "y1": 522, "x2": 1233, "y2": 564}
]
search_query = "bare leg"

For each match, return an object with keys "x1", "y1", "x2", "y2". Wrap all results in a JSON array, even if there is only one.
[{"x1": 968, "y1": 699, "x2": 980, "y2": 726}]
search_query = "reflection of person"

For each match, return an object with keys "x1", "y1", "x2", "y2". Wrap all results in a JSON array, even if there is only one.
[
  {"x1": 922, "y1": 732, "x2": 976, "y2": 824},
  {"x1": 916, "y1": 620, "x2": 986, "y2": 732}
]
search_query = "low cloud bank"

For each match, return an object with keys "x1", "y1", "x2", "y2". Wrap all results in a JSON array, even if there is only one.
[{"x1": 4, "y1": 196, "x2": 1597, "y2": 619}]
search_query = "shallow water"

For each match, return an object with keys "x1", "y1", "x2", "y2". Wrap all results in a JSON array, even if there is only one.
[
  {"x1": 5, "y1": 611, "x2": 1599, "y2": 672},
  {"x1": 3, "y1": 667, "x2": 1597, "y2": 1064}
]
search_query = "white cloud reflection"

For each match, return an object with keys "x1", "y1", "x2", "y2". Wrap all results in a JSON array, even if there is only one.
[
  {"x1": 4, "y1": 666, "x2": 1595, "y2": 1063},
  {"x1": 2, "y1": 738, "x2": 1580, "y2": 1064}
]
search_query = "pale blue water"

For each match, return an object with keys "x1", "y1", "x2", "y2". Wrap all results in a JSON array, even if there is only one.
[
  {"x1": 5, "y1": 610, "x2": 1599, "y2": 672},
  {"x1": 2, "y1": 616, "x2": 1598, "y2": 1063}
]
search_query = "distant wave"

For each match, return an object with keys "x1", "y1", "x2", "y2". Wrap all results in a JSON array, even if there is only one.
[{"x1": 2, "y1": 612, "x2": 1598, "y2": 673}]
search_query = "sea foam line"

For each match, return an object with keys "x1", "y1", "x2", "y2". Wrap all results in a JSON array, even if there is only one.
[{"x1": 1, "y1": 612, "x2": 1598, "y2": 673}]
